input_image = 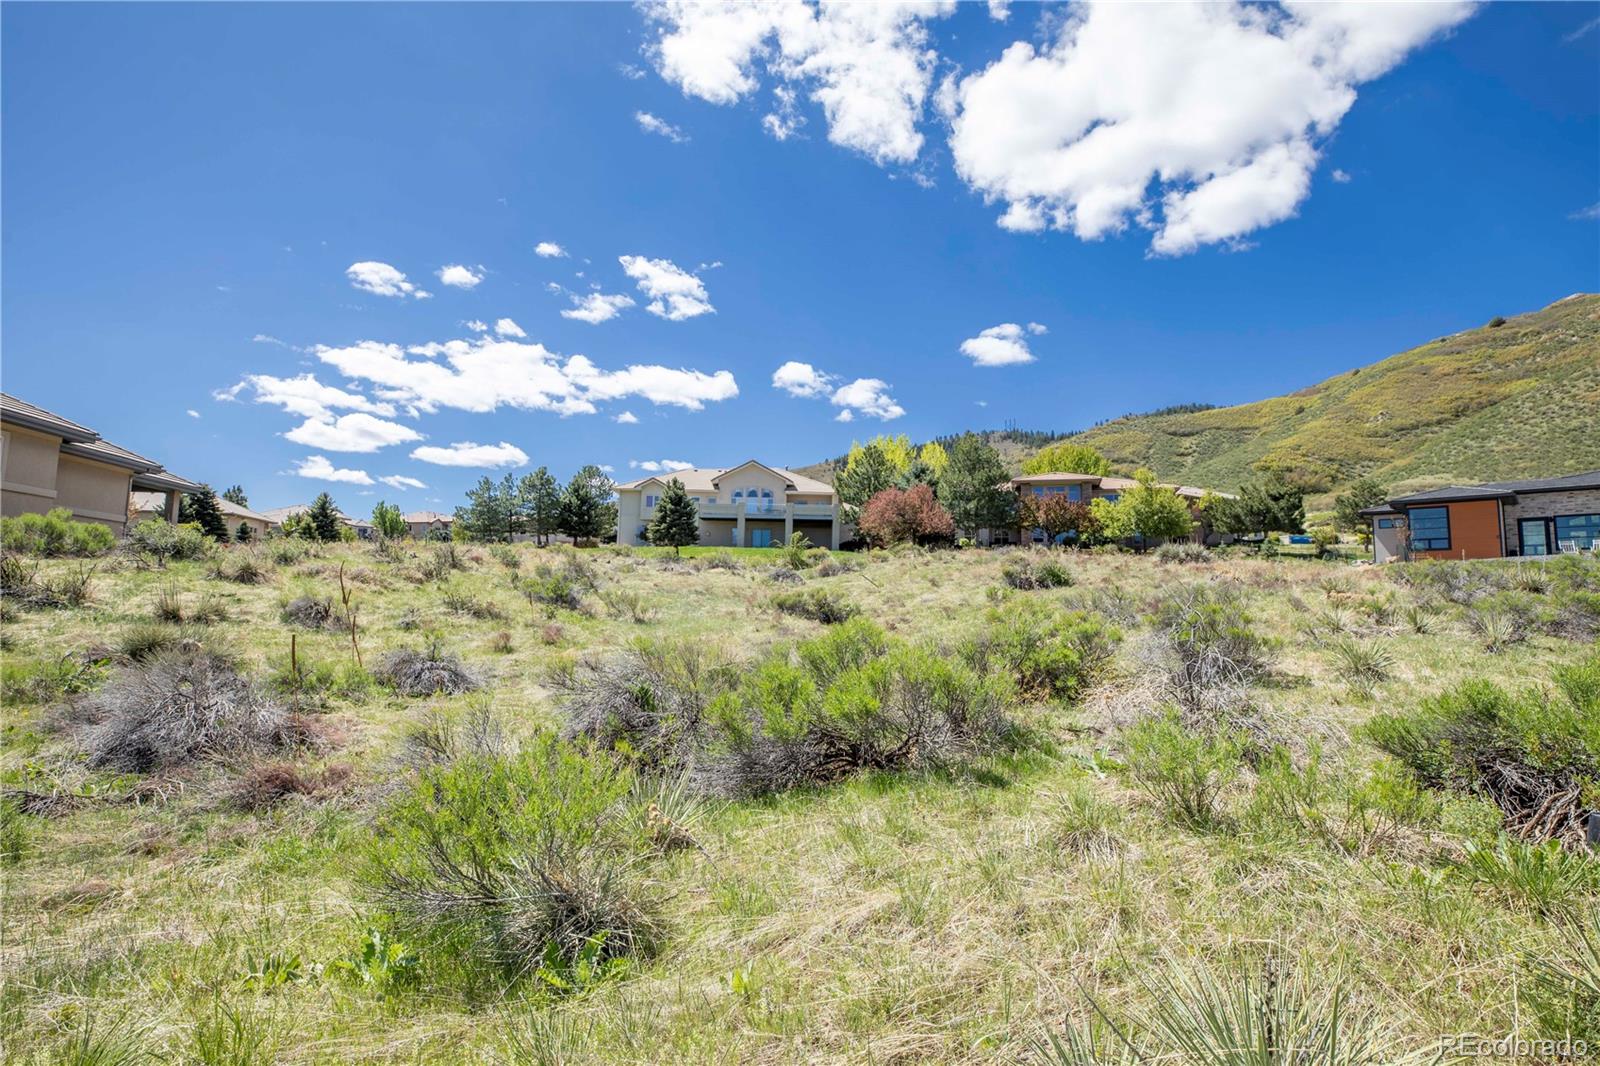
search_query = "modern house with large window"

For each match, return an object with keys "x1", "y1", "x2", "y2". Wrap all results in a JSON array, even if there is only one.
[
  {"x1": 615, "y1": 461, "x2": 846, "y2": 549},
  {"x1": 1360, "y1": 470, "x2": 1600, "y2": 562},
  {"x1": 981, "y1": 471, "x2": 1231, "y2": 546}
]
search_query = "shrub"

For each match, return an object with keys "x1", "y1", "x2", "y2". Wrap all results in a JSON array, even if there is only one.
[
  {"x1": 772, "y1": 587, "x2": 860, "y2": 625},
  {"x1": 441, "y1": 586, "x2": 508, "y2": 621},
  {"x1": 1001, "y1": 553, "x2": 1074, "y2": 591},
  {"x1": 1154, "y1": 541, "x2": 1210, "y2": 565},
  {"x1": 1, "y1": 654, "x2": 101, "y2": 707},
  {"x1": 115, "y1": 623, "x2": 185, "y2": 663},
  {"x1": 0, "y1": 508, "x2": 115, "y2": 556},
  {"x1": 281, "y1": 596, "x2": 336, "y2": 629},
  {"x1": 597, "y1": 587, "x2": 656, "y2": 624},
  {"x1": 125, "y1": 519, "x2": 211, "y2": 563},
  {"x1": 962, "y1": 599, "x2": 1118, "y2": 700},
  {"x1": 1325, "y1": 636, "x2": 1394, "y2": 697},
  {"x1": 1466, "y1": 601, "x2": 1529, "y2": 653},
  {"x1": 1147, "y1": 585, "x2": 1274, "y2": 723},
  {"x1": 211, "y1": 553, "x2": 273, "y2": 585},
  {"x1": 1122, "y1": 710, "x2": 1244, "y2": 828},
  {"x1": 78, "y1": 647, "x2": 299, "y2": 772},
  {"x1": 362, "y1": 734, "x2": 662, "y2": 984},
  {"x1": 695, "y1": 550, "x2": 741, "y2": 571},
  {"x1": 0, "y1": 553, "x2": 95, "y2": 608},
  {"x1": 767, "y1": 566, "x2": 804, "y2": 584},
  {"x1": 488, "y1": 631, "x2": 514, "y2": 654},
  {"x1": 375, "y1": 638, "x2": 481, "y2": 697},
  {"x1": 522, "y1": 566, "x2": 583, "y2": 613},
  {"x1": 857, "y1": 484, "x2": 954, "y2": 546},
  {"x1": 1457, "y1": 835, "x2": 1600, "y2": 917},
  {"x1": 267, "y1": 538, "x2": 314, "y2": 567},
  {"x1": 1366, "y1": 655, "x2": 1599, "y2": 846},
  {"x1": 418, "y1": 542, "x2": 466, "y2": 582}
]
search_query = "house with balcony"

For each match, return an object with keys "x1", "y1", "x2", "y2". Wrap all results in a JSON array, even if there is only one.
[
  {"x1": 981, "y1": 471, "x2": 1231, "y2": 546},
  {"x1": 615, "y1": 461, "x2": 847, "y2": 549},
  {"x1": 1360, "y1": 470, "x2": 1600, "y2": 562},
  {"x1": 403, "y1": 510, "x2": 453, "y2": 540}
]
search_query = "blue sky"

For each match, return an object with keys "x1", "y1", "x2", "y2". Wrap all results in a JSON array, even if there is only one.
[{"x1": 3, "y1": 1, "x2": 1596, "y2": 509}]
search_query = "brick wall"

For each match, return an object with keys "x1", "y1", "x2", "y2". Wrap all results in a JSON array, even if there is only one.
[{"x1": 1503, "y1": 489, "x2": 1600, "y2": 554}]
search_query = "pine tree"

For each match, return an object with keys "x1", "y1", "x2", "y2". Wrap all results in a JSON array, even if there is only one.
[
  {"x1": 455, "y1": 475, "x2": 517, "y2": 542},
  {"x1": 518, "y1": 467, "x2": 561, "y2": 546},
  {"x1": 940, "y1": 433, "x2": 1015, "y2": 537},
  {"x1": 557, "y1": 465, "x2": 615, "y2": 545},
  {"x1": 235, "y1": 522, "x2": 253, "y2": 543},
  {"x1": 182, "y1": 484, "x2": 230, "y2": 541},
  {"x1": 221, "y1": 485, "x2": 249, "y2": 507},
  {"x1": 306, "y1": 492, "x2": 343, "y2": 542},
  {"x1": 646, "y1": 477, "x2": 699, "y2": 555}
]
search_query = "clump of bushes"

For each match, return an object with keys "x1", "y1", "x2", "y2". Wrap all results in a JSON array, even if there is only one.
[
  {"x1": 0, "y1": 508, "x2": 115, "y2": 557},
  {"x1": 1121, "y1": 709, "x2": 1245, "y2": 828},
  {"x1": 0, "y1": 553, "x2": 95, "y2": 609},
  {"x1": 961, "y1": 599, "x2": 1118, "y2": 700},
  {"x1": 1366, "y1": 655, "x2": 1598, "y2": 847},
  {"x1": 772, "y1": 587, "x2": 859, "y2": 624},
  {"x1": 267, "y1": 538, "x2": 315, "y2": 567},
  {"x1": 441, "y1": 586, "x2": 508, "y2": 621},
  {"x1": 1, "y1": 654, "x2": 100, "y2": 707},
  {"x1": 281, "y1": 596, "x2": 336, "y2": 629},
  {"x1": 362, "y1": 732, "x2": 662, "y2": 986},
  {"x1": 76, "y1": 647, "x2": 301, "y2": 772},
  {"x1": 1154, "y1": 541, "x2": 1210, "y2": 565},
  {"x1": 522, "y1": 568, "x2": 583, "y2": 613},
  {"x1": 210, "y1": 552, "x2": 273, "y2": 585},
  {"x1": 125, "y1": 520, "x2": 211, "y2": 564},
  {"x1": 375, "y1": 637, "x2": 481, "y2": 697},
  {"x1": 1001, "y1": 553, "x2": 1073, "y2": 590},
  {"x1": 1146, "y1": 584, "x2": 1275, "y2": 724},
  {"x1": 559, "y1": 619, "x2": 1012, "y2": 797},
  {"x1": 154, "y1": 585, "x2": 228, "y2": 626}
]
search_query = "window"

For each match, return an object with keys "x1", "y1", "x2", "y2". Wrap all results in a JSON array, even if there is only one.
[
  {"x1": 644, "y1": 494, "x2": 659, "y2": 509},
  {"x1": 1408, "y1": 506, "x2": 1450, "y2": 551},
  {"x1": 1554, "y1": 513, "x2": 1600, "y2": 551},
  {"x1": 1377, "y1": 518, "x2": 1397, "y2": 529},
  {"x1": 1100, "y1": 493, "x2": 1119, "y2": 503},
  {"x1": 1032, "y1": 486, "x2": 1045, "y2": 496},
  {"x1": 1069, "y1": 485, "x2": 1082, "y2": 502}
]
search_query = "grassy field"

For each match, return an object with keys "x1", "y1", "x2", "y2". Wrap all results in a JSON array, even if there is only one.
[{"x1": 3, "y1": 535, "x2": 1598, "y2": 1064}]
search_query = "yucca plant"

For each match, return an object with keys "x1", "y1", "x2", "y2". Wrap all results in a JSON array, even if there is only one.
[
  {"x1": 1326, "y1": 636, "x2": 1394, "y2": 697},
  {"x1": 1034, "y1": 957, "x2": 1442, "y2": 1065},
  {"x1": 1529, "y1": 909, "x2": 1600, "y2": 1043},
  {"x1": 1457, "y1": 835, "x2": 1600, "y2": 918}
]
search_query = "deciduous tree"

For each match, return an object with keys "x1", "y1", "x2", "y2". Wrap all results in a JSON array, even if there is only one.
[
  {"x1": 1021, "y1": 495, "x2": 1097, "y2": 544},
  {"x1": 372, "y1": 500, "x2": 407, "y2": 540},
  {"x1": 1022, "y1": 442, "x2": 1111, "y2": 477},
  {"x1": 857, "y1": 484, "x2": 954, "y2": 546}
]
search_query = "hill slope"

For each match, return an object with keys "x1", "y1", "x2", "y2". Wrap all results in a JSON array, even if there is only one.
[{"x1": 1057, "y1": 294, "x2": 1600, "y2": 493}]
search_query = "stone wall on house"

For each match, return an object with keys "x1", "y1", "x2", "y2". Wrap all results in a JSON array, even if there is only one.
[{"x1": 1503, "y1": 490, "x2": 1600, "y2": 554}]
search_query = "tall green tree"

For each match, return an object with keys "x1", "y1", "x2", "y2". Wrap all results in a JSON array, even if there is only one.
[
  {"x1": 558, "y1": 465, "x2": 616, "y2": 545},
  {"x1": 1212, "y1": 475, "x2": 1307, "y2": 537},
  {"x1": 1333, "y1": 478, "x2": 1388, "y2": 537},
  {"x1": 645, "y1": 477, "x2": 699, "y2": 555},
  {"x1": 234, "y1": 522, "x2": 253, "y2": 543},
  {"x1": 939, "y1": 433, "x2": 1015, "y2": 537},
  {"x1": 221, "y1": 485, "x2": 249, "y2": 507},
  {"x1": 455, "y1": 474, "x2": 519, "y2": 542},
  {"x1": 181, "y1": 484, "x2": 230, "y2": 541},
  {"x1": 834, "y1": 441, "x2": 899, "y2": 519},
  {"x1": 517, "y1": 467, "x2": 562, "y2": 546},
  {"x1": 372, "y1": 500, "x2": 407, "y2": 540},
  {"x1": 1022, "y1": 442, "x2": 1111, "y2": 477},
  {"x1": 305, "y1": 493, "x2": 344, "y2": 542},
  {"x1": 1089, "y1": 469, "x2": 1194, "y2": 546}
]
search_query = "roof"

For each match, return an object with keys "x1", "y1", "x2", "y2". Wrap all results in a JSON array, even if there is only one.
[
  {"x1": 132, "y1": 492, "x2": 270, "y2": 521},
  {"x1": 403, "y1": 511, "x2": 452, "y2": 523},
  {"x1": 218, "y1": 498, "x2": 271, "y2": 523},
  {"x1": 261, "y1": 504, "x2": 359, "y2": 525},
  {"x1": 1390, "y1": 469, "x2": 1600, "y2": 507},
  {"x1": 615, "y1": 462, "x2": 834, "y2": 496},
  {"x1": 61, "y1": 438, "x2": 161, "y2": 472},
  {"x1": 0, "y1": 393, "x2": 98, "y2": 442},
  {"x1": 1358, "y1": 504, "x2": 1400, "y2": 517},
  {"x1": 1007, "y1": 471, "x2": 1233, "y2": 500}
]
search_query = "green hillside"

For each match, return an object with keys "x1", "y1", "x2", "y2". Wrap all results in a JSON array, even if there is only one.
[{"x1": 1058, "y1": 293, "x2": 1600, "y2": 494}]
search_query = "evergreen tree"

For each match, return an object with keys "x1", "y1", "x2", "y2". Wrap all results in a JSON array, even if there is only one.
[
  {"x1": 221, "y1": 485, "x2": 249, "y2": 507},
  {"x1": 834, "y1": 441, "x2": 899, "y2": 519},
  {"x1": 181, "y1": 484, "x2": 230, "y2": 541},
  {"x1": 1212, "y1": 475, "x2": 1307, "y2": 537},
  {"x1": 455, "y1": 475, "x2": 517, "y2": 542},
  {"x1": 518, "y1": 467, "x2": 562, "y2": 546},
  {"x1": 1022, "y1": 442, "x2": 1111, "y2": 477},
  {"x1": 372, "y1": 500, "x2": 407, "y2": 539},
  {"x1": 306, "y1": 492, "x2": 343, "y2": 542},
  {"x1": 235, "y1": 522, "x2": 253, "y2": 543},
  {"x1": 645, "y1": 477, "x2": 700, "y2": 555},
  {"x1": 557, "y1": 465, "x2": 616, "y2": 545},
  {"x1": 1333, "y1": 478, "x2": 1388, "y2": 539},
  {"x1": 939, "y1": 433, "x2": 1015, "y2": 537}
]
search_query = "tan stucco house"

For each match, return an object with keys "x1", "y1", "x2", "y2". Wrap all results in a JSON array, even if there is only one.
[
  {"x1": 1, "y1": 393, "x2": 199, "y2": 534},
  {"x1": 261, "y1": 503, "x2": 374, "y2": 539},
  {"x1": 615, "y1": 460, "x2": 848, "y2": 549},
  {"x1": 130, "y1": 492, "x2": 272, "y2": 540},
  {"x1": 403, "y1": 510, "x2": 453, "y2": 539}
]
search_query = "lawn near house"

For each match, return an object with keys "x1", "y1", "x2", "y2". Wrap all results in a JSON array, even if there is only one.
[{"x1": 2, "y1": 537, "x2": 1597, "y2": 1064}]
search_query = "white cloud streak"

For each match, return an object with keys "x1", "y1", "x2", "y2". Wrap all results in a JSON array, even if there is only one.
[
  {"x1": 293, "y1": 454, "x2": 374, "y2": 485},
  {"x1": 346, "y1": 261, "x2": 430, "y2": 299},
  {"x1": 411, "y1": 441, "x2": 530, "y2": 468},
  {"x1": 561, "y1": 291, "x2": 636, "y2": 324},
  {"x1": 379, "y1": 474, "x2": 428, "y2": 490},
  {"x1": 635, "y1": 111, "x2": 691, "y2": 142}
]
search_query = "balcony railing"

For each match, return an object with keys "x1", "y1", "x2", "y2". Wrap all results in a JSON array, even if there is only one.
[{"x1": 685, "y1": 500, "x2": 836, "y2": 519}]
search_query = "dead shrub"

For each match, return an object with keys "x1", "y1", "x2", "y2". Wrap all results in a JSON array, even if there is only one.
[
  {"x1": 281, "y1": 596, "x2": 336, "y2": 629},
  {"x1": 376, "y1": 637, "x2": 482, "y2": 697},
  {"x1": 229, "y1": 761, "x2": 352, "y2": 811}
]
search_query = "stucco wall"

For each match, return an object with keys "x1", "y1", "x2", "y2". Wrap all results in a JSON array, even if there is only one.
[
  {"x1": 615, "y1": 491, "x2": 646, "y2": 546},
  {"x1": 1, "y1": 424, "x2": 64, "y2": 517},
  {"x1": 54, "y1": 454, "x2": 133, "y2": 530},
  {"x1": 1502, "y1": 490, "x2": 1600, "y2": 554}
]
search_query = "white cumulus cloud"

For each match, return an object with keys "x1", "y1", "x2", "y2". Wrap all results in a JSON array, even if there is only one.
[
  {"x1": 535, "y1": 241, "x2": 568, "y2": 258},
  {"x1": 465, "y1": 319, "x2": 489, "y2": 332},
  {"x1": 293, "y1": 455, "x2": 374, "y2": 485},
  {"x1": 614, "y1": 411, "x2": 640, "y2": 424},
  {"x1": 630, "y1": 459, "x2": 695, "y2": 473},
  {"x1": 411, "y1": 441, "x2": 529, "y2": 468},
  {"x1": 494, "y1": 318, "x2": 527, "y2": 338},
  {"x1": 947, "y1": 1, "x2": 1474, "y2": 254},
  {"x1": 437, "y1": 264, "x2": 485, "y2": 289},
  {"x1": 635, "y1": 111, "x2": 690, "y2": 143},
  {"x1": 216, "y1": 373, "x2": 397, "y2": 421},
  {"x1": 830, "y1": 378, "x2": 905, "y2": 421},
  {"x1": 284, "y1": 412, "x2": 424, "y2": 453},
  {"x1": 960, "y1": 322, "x2": 1040, "y2": 367},
  {"x1": 643, "y1": 0, "x2": 956, "y2": 165},
  {"x1": 771, "y1": 360, "x2": 836, "y2": 398},
  {"x1": 618, "y1": 255, "x2": 714, "y2": 320},
  {"x1": 346, "y1": 261, "x2": 430, "y2": 299},
  {"x1": 561, "y1": 291, "x2": 636, "y2": 324},
  {"x1": 379, "y1": 474, "x2": 428, "y2": 490}
]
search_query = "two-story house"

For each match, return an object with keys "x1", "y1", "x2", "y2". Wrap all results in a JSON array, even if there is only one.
[{"x1": 615, "y1": 460, "x2": 847, "y2": 549}]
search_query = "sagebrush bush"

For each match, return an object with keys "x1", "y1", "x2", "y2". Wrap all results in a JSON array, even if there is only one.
[
  {"x1": 560, "y1": 618, "x2": 1011, "y2": 796},
  {"x1": 1147, "y1": 584, "x2": 1274, "y2": 723},
  {"x1": 1, "y1": 654, "x2": 100, "y2": 707},
  {"x1": 363, "y1": 734, "x2": 662, "y2": 984},
  {"x1": 522, "y1": 566, "x2": 583, "y2": 613},
  {"x1": 1367, "y1": 655, "x2": 1599, "y2": 846},
  {"x1": 0, "y1": 508, "x2": 115, "y2": 557},
  {"x1": 1154, "y1": 541, "x2": 1210, "y2": 565},
  {"x1": 961, "y1": 599, "x2": 1117, "y2": 700},
  {"x1": 1122, "y1": 709, "x2": 1244, "y2": 828},
  {"x1": 375, "y1": 638, "x2": 481, "y2": 697},
  {"x1": 125, "y1": 520, "x2": 211, "y2": 563},
  {"x1": 772, "y1": 587, "x2": 859, "y2": 624},
  {"x1": 441, "y1": 586, "x2": 508, "y2": 620},
  {"x1": 0, "y1": 553, "x2": 95, "y2": 609},
  {"x1": 1001, "y1": 553, "x2": 1073, "y2": 590},
  {"x1": 78, "y1": 647, "x2": 301, "y2": 772}
]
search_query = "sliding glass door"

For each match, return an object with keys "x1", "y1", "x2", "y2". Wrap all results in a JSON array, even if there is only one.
[{"x1": 1519, "y1": 518, "x2": 1549, "y2": 556}]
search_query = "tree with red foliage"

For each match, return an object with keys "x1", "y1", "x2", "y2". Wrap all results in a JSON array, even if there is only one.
[
  {"x1": 1020, "y1": 495, "x2": 1098, "y2": 545},
  {"x1": 857, "y1": 484, "x2": 955, "y2": 546}
]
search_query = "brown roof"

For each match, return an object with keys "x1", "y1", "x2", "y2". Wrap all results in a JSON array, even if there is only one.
[
  {"x1": 616, "y1": 461, "x2": 834, "y2": 496},
  {"x1": 1008, "y1": 471, "x2": 1232, "y2": 500},
  {"x1": 0, "y1": 393, "x2": 99, "y2": 442},
  {"x1": 2, "y1": 392, "x2": 200, "y2": 490}
]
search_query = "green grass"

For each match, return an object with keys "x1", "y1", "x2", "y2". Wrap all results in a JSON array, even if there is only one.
[{"x1": 2, "y1": 540, "x2": 1597, "y2": 1062}]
